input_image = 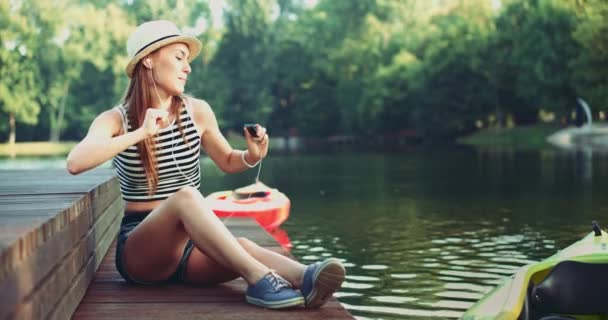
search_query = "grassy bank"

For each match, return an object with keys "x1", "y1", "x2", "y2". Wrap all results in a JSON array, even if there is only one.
[
  {"x1": 457, "y1": 124, "x2": 561, "y2": 149},
  {"x1": 0, "y1": 142, "x2": 77, "y2": 157}
]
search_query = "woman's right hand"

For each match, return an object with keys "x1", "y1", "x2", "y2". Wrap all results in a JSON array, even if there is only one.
[{"x1": 141, "y1": 108, "x2": 170, "y2": 138}]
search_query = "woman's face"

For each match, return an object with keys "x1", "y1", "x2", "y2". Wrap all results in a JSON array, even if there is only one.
[{"x1": 148, "y1": 42, "x2": 192, "y2": 96}]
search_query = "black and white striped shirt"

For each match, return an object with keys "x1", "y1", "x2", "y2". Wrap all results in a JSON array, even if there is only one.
[{"x1": 112, "y1": 101, "x2": 201, "y2": 202}]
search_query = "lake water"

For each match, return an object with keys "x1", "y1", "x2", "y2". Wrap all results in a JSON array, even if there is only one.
[{"x1": 2, "y1": 146, "x2": 607, "y2": 319}]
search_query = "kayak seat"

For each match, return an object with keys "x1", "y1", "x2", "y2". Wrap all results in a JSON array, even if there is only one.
[{"x1": 530, "y1": 260, "x2": 608, "y2": 315}]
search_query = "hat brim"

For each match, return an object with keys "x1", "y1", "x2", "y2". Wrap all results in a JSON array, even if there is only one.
[{"x1": 125, "y1": 35, "x2": 202, "y2": 78}]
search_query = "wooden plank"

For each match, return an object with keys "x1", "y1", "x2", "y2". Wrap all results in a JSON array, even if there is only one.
[
  {"x1": 0, "y1": 171, "x2": 119, "y2": 282},
  {"x1": 0, "y1": 169, "x2": 116, "y2": 196},
  {"x1": 73, "y1": 302, "x2": 353, "y2": 320},
  {"x1": 87, "y1": 175, "x2": 122, "y2": 225},
  {"x1": 0, "y1": 202, "x2": 90, "y2": 320},
  {"x1": 228, "y1": 230, "x2": 281, "y2": 246},
  {"x1": 0, "y1": 194, "x2": 89, "y2": 282},
  {"x1": 79, "y1": 278, "x2": 344, "y2": 304},
  {"x1": 0, "y1": 196, "x2": 123, "y2": 320},
  {"x1": 47, "y1": 211, "x2": 121, "y2": 320},
  {"x1": 6, "y1": 196, "x2": 122, "y2": 320},
  {"x1": 0, "y1": 194, "x2": 82, "y2": 209},
  {"x1": 73, "y1": 217, "x2": 354, "y2": 320}
]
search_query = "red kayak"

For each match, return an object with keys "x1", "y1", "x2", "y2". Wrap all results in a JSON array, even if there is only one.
[{"x1": 207, "y1": 183, "x2": 292, "y2": 248}]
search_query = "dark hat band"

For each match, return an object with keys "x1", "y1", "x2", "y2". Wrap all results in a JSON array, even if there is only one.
[{"x1": 135, "y1": 34, "x2": 180, "y2": 56}]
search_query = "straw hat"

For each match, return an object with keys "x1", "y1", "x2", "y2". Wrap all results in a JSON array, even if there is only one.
[{"x1": 125, "y1": 20, "x2": 202, "y2": 78}]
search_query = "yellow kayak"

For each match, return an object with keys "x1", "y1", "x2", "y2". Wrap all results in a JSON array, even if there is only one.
[{"x1": 462, "y1": 222, "x2": 608, "y2": 320}]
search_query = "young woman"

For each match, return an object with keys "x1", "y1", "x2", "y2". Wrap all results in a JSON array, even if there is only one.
[{"x1": 66, "y1": 20, "x2": 345, "y2": 309}]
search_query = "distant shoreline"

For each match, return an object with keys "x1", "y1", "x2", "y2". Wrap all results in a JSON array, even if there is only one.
[
  {"x1": 0, "y1": 124, "x2": 564, "y2": 157},
  {"x1": 456, "y1": 124, "x2": 561, "y2": 149},
  {"x1": 0, "y1": 142, "x2": 77, "y2": 157}
]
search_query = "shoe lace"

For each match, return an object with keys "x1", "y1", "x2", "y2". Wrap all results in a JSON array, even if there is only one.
[{"x1": 265, "y1": 270, "x2": 292, "y2": 291}]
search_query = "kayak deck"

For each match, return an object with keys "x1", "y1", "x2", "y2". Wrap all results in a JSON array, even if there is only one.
[{"x1": 463, "y1": 229, "x2": 608, "y2": 320}]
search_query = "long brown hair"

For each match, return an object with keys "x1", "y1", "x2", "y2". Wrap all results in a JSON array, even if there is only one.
[{"x1": 122, "y1": 61, "x2": 191, "y2": 196}]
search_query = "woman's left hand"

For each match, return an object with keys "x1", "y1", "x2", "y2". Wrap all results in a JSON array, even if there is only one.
[{"x1": 244, "y1": 124, "x2": 269, "y2": 163}]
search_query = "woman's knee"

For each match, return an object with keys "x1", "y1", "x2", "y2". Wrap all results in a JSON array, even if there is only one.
[
  {"x1": 174, "y1": 186, "x2": 203, "y2": 202},
  {"x1": 173, "y1": 186, "x2": 205, "y2": 210},
  {"x1": 172, "y1": 186, "x2": 215, "y2": 219},
  {"x1": 236, "y1": 237, "x2": 258, "y2": 251}
]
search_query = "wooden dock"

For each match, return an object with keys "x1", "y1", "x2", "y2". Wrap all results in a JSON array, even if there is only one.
[{"x1": 0, "y1": 168, "x2": 354, "y2": 320}]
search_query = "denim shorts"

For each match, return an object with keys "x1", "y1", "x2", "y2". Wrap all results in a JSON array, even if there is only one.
[{"x1": 115, "y1": 210, "x2": 195, "y2": 284}]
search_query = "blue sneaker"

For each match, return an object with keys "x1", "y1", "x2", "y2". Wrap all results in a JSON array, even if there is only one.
[
  {"x1": 245, "y1": 271, "x2": 304, "y2": 309},
  {"x1": 300, "y1": 258, "x2": 346, "y2": 308}
]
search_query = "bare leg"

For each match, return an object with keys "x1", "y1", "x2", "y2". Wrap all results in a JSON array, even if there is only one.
[
  {"x1": 124, "y1": 186, "x2": 271, "y2": 284},
  {"x1": 236, "y1": 237, "x2": 306, "y2": 288},
  {"x1": 183, "y1": 240, "x2": 307, "y2": 287}
]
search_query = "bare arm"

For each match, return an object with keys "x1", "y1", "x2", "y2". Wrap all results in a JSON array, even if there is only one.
[
  {"x1": 66, "y1": 109, "x2": 148, "y2": 175},
  {"x1": 190, "y1": 98, "x2": 268, "y2": 174}
]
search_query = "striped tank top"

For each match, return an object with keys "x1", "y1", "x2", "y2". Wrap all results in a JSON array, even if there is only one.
[{"x1": 112, "y1": 100, "x2": 201, "y2": 202}]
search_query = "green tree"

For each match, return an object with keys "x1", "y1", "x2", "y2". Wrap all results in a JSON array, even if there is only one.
[
  {"x1": 352, "y1": 1, "x2": 435, "y2": 134},
  {"x1": 3, "y1": 0, "x2": 605, "y2": 143},
  {"x1": 207, "y1": 0, "x2": 277, "y2": 130},
  {"x1": 18, "y1": 0, "x2": 131, "y2": 141},
  {"x1": 493, "y1": 0, "x2": 580, "y2": 124},
  {"x1": 410, "y1": 0, "x2": 496, "y2": 137},
  {"x1": 571, "y1": 0, "x2": 608, "y2": 112},
  {"x1": 0, "y1": 1, "x2": 40, "y2": 144}
]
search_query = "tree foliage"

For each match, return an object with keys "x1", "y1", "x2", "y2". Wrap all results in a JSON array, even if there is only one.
[{"x1": 1, "y1": 0, "x2": 606, "y2": 142}]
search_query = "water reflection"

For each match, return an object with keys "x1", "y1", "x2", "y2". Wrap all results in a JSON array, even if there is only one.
[
  {"x1": 288, "y1": 215, "x2": 593, "y2": 319},
  {"x1": 576, "y1": 147, "x2": 593, "y2": 186},
  {"x1": 277, "y1": 148, "x2": 607, "y2": 319}
]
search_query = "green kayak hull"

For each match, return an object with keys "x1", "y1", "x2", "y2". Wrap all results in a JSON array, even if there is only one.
[{"x1": 462, "y1": 229, "x2": 608, "y2": 320}]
